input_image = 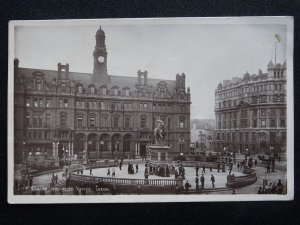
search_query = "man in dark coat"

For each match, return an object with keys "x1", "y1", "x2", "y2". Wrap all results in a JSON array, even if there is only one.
[
  {"x1": 211, "y1": 174, "x2": 215, "y2": 188},
  {"x1": 195, "y1": 176, "x2": 199, "y2": 191},
  {"x1": 200, "y1": 174, "x2": 205, "y2": 189}
]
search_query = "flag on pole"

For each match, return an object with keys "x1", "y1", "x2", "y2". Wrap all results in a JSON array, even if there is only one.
[{"x1": 275, "y1": 34, "x2": 281, "y2": 43}]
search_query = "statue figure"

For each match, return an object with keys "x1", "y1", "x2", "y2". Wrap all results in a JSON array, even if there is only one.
[{"x1": 153, "y1": 117, "x2": 166, "y2": 144}]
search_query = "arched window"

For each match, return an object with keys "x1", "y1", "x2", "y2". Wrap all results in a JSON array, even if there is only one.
[
  {"x1": 101, "y1": 114, "x2": 109, "y2": 127},
  {"x1": 77, "y1": 115, "x2": 83, "y2": 128},
  {"x1": 124, "y1": 115, "x2": 131, "y2": 129},
  {"x1": 113, "y1": 115, "x2": 119, "y2": 128},
  {"x1": 125, "y1": 89, "x2": 130, "y2": 97}
]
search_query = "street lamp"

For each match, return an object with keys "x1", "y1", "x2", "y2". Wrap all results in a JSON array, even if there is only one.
[{"x1": 179, "y1": 137, "x2": 185, "y2": 155}]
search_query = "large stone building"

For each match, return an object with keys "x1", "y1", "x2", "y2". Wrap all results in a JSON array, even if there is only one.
[
  {"x1": 14, "y1": 26, "x2": 191, "y2": 163},
  {"x1": 214, "y1": 61, "x2": 286, "y2": 154}
]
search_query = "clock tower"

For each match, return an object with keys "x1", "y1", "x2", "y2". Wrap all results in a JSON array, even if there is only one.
[{"x1": 93, "y1": 26, "x2": 109, "y2": 83}]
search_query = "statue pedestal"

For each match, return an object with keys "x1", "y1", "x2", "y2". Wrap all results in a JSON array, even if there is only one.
[{"x1": 149, "y1": 144, "x2": 170, "y2": 162}]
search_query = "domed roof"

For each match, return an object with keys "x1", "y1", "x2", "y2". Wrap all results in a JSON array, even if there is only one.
[{"x1": 96, "y1": 26, "x2": 105, "y2": 36}]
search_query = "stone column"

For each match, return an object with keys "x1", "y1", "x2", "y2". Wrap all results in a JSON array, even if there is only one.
[
  {"x1": 158, "y1": 152, "x2": 161, "y2": 161},
  {"x1": 52, "y1": 142, "x2": 56, "y2": 158},
  {"x1": 68, "y1": 142, "x2": 71, "y2": 157},
  {"x1": 71, "y1": 142, "x2": 74, "y2": 156}
]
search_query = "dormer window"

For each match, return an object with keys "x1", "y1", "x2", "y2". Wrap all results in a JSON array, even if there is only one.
[
  {"x1": 113, "y1": 88, "x2": 118, "y2": 96},
  {"x1": 90, "y1": 86, "x2": 95, "y2": 95},
  {"x1": 125, "y1": 89, "x2": 130, "y2": 97},
  {"x1": 102, "y1": 87, "x2": 107, "y2": 95},
  {"x1": 78, "y1": 86, "x2": 83, "y2": 94}
]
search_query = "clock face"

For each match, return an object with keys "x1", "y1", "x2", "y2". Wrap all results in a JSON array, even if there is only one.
[{"x1": 98, "y1": 56, "x2": 105, "y2": 63}]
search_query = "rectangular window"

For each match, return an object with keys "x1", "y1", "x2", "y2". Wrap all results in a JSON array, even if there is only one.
[
  {"x1": 270, "y1": 108, "x2": 276, "y2": 117},
  {"x1": 64, "y1": 99, "x2": 68, "y2": 108},
  {"x1": 81, "y1": 101, "x2": 85, "y2": 108},
  {"x1": 76, "y1": 101, "x2": 80, "y2": 108},
  {"x1": 59, "y1": 99, "x2": 63, "y2": 108},
  {"x1": 26, "y1": 98, "x2": 31, "y2": 107},
  {"x1": 252, "y1": 133, "x2": 256, "y2": 142},
  {"x1": 280, "y1": 108, "x2": 286, "y2": 117},
  {"x1": 261, "y1": 120, "x2": 266, "y2": 127},
  {"x1": 280, "y1": 119, "x2": 285, "y2": 127},
  {"x1": 78, "y1": 86, "x2": 83, "y2": 94},
  {"x1": 61, "y1": 116, "x2": 67, "y2": 127},
  {"x1": 252, "y1": 119, "x2": 257, "y2": 128},
  {"x1": 259, "y1": 95, "x2": 266, "y2": 103},
  {"x1": 153, "y1": 104, "x2": 156, "y2": 111},
  {"x1": 102, "y1": 88, "x2": 107, "y2": 95},
  {"x1": 100, "y1": 102, "x2": 105, "y2": 110},
  {"x1": 260, "y1": 109, "x2": 267, "y2": 117},
  {"x1": 26, "y1": 113, "x2": 30, "y2": 126},
  {"x1": 241, "y1": 120, "x2": 247, "y2": 128},
  {"x1": 270, "y1": 119, "x2": 277, "y2": 127},
  {"x1": 46, "y1": 99, "x2": 51, "y2": 108},
  {"x1": 34, "y1": 98, "x2": 38, "y2": 107},
  {"x1": 39, "y1": 99, "x2": 43, "y2": 107},
  {"x1": 252, "y1": 109, "x2": 257, "y2": 117},
  {"x1": 140, "y1": 103, "x2": 143, "y2": 111},
  {"x1": 78, "y1": 117, "x2": 83, "y2": 128},
  {"x1": 144, "y1": 103, "x2": 147, "y2": 110},
  {"x1": 241, "y1": 110, "x2": 247, "y2": 118},
  {"x1": 245, "y1": 133, "x2": 248, "y2": 142},
  {"x1": 125, "y1": 89, "x2": 130, "y2": 97}
]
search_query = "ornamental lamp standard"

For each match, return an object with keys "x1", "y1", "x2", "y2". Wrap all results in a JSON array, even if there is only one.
[{"x1": 179, "y1": 137, "x2": 185, "y2": 155}]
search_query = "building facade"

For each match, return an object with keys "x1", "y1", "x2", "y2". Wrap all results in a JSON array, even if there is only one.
[
  {"x1": 14, "y1": 26, "x2": 191, "y2": 163},
  {"x1": 214, "y1": 61, "x2": 286, "y2": 154}
]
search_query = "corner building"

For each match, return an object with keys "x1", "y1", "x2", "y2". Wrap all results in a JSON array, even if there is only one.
[
  {"x1": 14, "y1": 26, "x2": 191, "y2": 163},
  {"x1": 214, "y1": 61, "x2": 286, "y2": 154}
]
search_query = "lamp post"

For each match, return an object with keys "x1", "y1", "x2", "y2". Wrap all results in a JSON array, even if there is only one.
[{"x1": 179, "y1": 137, "x2": 185, "y2": 155}]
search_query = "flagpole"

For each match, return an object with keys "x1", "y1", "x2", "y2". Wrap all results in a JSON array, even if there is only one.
[{"x1": 275, "y1": 37, "x2": 277, "y2": 65}]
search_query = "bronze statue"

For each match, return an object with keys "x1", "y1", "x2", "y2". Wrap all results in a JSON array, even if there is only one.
[{"x1": 153, "y1": 117, "x2": 167, "y2": 144}]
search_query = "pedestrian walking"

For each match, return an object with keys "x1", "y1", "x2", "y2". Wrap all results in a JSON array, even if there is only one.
[
  {"x1": 107, "y1": 168, "x2": 110, "y2": 176},
  {"x1": 195, "y1": 176, "x2": 199, "y2": 191},
  {"x1": 196, "y1": 165, "x2": 200, "y2": 176},
  {"x1": 228, "y1": 163, "x2": 233, "y2": 175},
  {"x1": 200, "y1": 174, "x2": 205, "y2": 189},
  {"x1": 112, "y1": 168, "x2": 115, "y2": 177},
  {"x1": 266, "y1": 164, "x2": 271, "y2": 174},
  {"x1": 119, "y1": 161, "x2": 123, "y2": 170},
  {"x1": 211, "y1": 174, "x2": 215, "y2": 188},
  {"x1": 217, "y1": 163, "x2": 220, "y2": 173},
  {"x1": 237, "y1": 162, "x2": 240, "y2": 171},
  {"x1": 202, "y1": 165, "x2": 206, "y2": 174},
  {"x1": 90, "y1": 167, "x2": 93, "y2": 175},
  {"x1": 136, "y1": 164, "x2": 139, "y2": 173}
]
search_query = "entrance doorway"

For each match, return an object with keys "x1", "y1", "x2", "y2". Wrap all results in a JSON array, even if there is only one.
[
  {"x1": 140, "y1": 143, "x2": 147, "y2": 157},
  {"x1": 260, "y1": 140, "x2": 267, "y2": 154}
]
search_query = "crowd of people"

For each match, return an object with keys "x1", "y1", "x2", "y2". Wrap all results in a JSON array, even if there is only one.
[{"x1": 258, "y1": 179, "x2": 284, "y2": 194}]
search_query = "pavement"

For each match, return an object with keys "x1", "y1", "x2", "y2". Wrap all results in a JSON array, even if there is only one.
[{"x1": 16, "y1": 158, "x2": 287, "y2": 195}]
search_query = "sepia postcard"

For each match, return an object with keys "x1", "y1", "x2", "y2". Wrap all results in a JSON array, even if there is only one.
[{"x1": 7, "y1": 17, "x2": 294, "y2": 203}]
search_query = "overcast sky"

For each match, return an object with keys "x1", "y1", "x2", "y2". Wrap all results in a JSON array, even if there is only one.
[{"x1": 14, "y1": 19, "x2": 287, "y2": 119}]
